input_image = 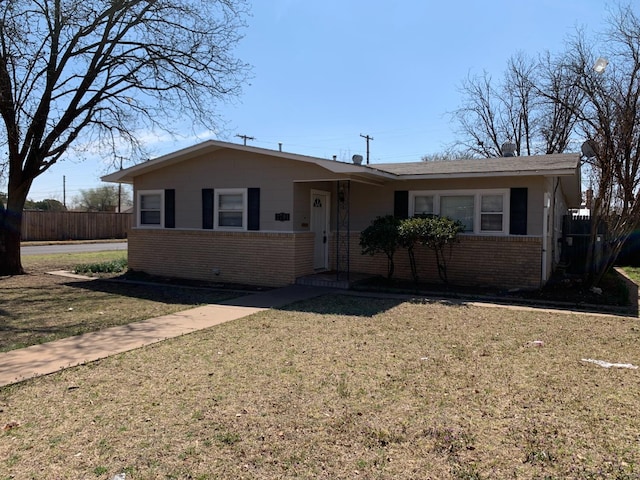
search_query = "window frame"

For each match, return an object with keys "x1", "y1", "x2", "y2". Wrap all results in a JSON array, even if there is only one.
[
  {"x1": 409, "y1": 189, "x2": 510, "y2": 235},
  {"x1": 214, "y1": 188, "x2": 248, "y2": 230},
  {"x1": 137, "y1": 190, "x2": 164, "y2": 228},
  {"x1": 479, "y1": 193, "x2": 505, "y2": 233}
]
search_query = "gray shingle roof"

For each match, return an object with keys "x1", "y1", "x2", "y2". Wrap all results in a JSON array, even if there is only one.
[{"x1": 371, "y1": 154, "x2": 580, "y2": 177}]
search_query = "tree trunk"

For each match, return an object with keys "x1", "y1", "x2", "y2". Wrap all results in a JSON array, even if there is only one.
[
  {"x1": 0, "y1": 184, "x2": 29, "y2": 276},
  {"x1": 591, "y1": 228, "x2": 632, "y2": 287},
  {"x1": 583, "y1": 213, "x2": 599, "y2": 286},
  {"x1": 407, "y1": 247, "x2": 418, "y2": 284},
  {"x1": 386, "y1": 254, "x2": 395, "y2": 280},
  {"x1": 584, "y1": 207, "x2": 634, "y2": 287},
  {"x1": 434, "y1": 246, "x2": 449, "y2": 284}
]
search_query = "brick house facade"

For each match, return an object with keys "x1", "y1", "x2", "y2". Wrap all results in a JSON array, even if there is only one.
[{"x1": 103, "y1": 140, "x2": 581, "y2": 290}]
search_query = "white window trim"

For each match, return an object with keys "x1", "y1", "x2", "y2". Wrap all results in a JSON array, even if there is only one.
[
  {"x1": 409, "y1": 189, "x2": 510, "y2": 235},
  {"x1": 214, "y1": 188, "x2": 248, "y2": 230},
  {"x1": 137, "y1": 189, "x2": 164, "y2": 228}
]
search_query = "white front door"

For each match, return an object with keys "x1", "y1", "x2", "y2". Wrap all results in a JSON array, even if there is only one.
[{"x1": 311, "y1": 190, "x2": 330, "y2": 270}]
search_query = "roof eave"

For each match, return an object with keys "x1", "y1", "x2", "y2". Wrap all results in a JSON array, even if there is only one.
[
  {"x1": 100, "y1": 139, "x2": 397, "y2": 183},
  {"x1": 392, "y1": 168, "x2": 579, "y2": 180}
]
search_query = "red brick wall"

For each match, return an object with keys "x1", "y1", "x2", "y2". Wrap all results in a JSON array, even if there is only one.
[
  {"x1": 341, "y1": 233, "x2": 542, "y2": 289},
  {"x1": 129, "y1": 229, "x2": 315, "y2": 287},
  {"x1": 129, "y1": 229, "x2": 542, "y2": 290},
  {"x1": 294, "y1": 233, "x2": 315, "y2": 277}
]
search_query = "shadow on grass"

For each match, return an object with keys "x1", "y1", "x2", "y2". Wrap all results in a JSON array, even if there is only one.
[
  {"x1": 278, "y1": 294, "x2": 407, "y2": 317},
  {"x1": 62, "y1": 269, "x2": 640, "y2": 320},
  {"x1": 351, "y1": 269, "x2": 639, "y2": 318},
  {"x1": 0, "y1": 320, "x2": 106, "y2": 352},
  {"x1": 72, "y1": 276, "x2": 407, "y2": 318},
  {"x1": 0, "y1": 275, "x2": 250, "y2": 353},
  {"x1": 60, "y1": 276, "x2": 247, "y2": 306}
]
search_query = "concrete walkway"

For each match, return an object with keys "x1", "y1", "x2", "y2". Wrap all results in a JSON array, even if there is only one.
[
  {"x1": 0, "y1": 285, "x2": 333, "y2": 388},
  {"x1": 2, "y1": 275, "x2": 635, "y2": 388}
]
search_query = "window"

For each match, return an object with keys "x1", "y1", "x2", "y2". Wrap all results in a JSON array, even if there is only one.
[
  {"x1": 413, "y1": 195, "x2": 434, "y2": 216},
  {"x1": 480, "y1": 194, "x2": 504, "y2": 232},
  {"x1": 138, "y1": 190, "x2": 163, "y2": 227},
  {"x1": 440, "y1": 195, "x2": 474, "y2": 232},
  {"x1": 214, "y1": 189, "x2": 247, "y2": 229},
  {"x1": 409, "y1": 189, "x2": 509, "y2": 234}
]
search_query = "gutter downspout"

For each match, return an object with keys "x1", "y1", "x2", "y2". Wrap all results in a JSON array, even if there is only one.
[{"x1": 541, "y1": 192, "x2": 551, "y2": 285}]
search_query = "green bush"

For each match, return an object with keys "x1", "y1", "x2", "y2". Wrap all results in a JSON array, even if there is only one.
[
  {"x1": 398, "y1": 216, "x2": 464, "y2": 284},
  {"x1": 361, "y1": 214, "x2": 464, "y2": 284},
  {"x1": 398, "y1": 217, "x2": 431, "y2": 283},
  {"x1": 418, "y1": 216, "x2": 464, "y2": 284},
  {"x1": 73, "y1": 257, "x2": 127, "y2": 275},
  {"x1": 360, "y1": 215, "x2": 401, "y2": 279}
]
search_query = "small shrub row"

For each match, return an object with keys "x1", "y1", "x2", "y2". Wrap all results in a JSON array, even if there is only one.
[
  {"x1": 360, "y1": 215, "x2": 464, "y2": 283},
  {"x1": 73, "y1": 257, "x2": 128, "y2": 275}
]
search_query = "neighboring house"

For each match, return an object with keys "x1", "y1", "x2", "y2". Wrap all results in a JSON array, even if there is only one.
[{"x1": 102, "y1": 140, "x2": 581, "y2": 290}]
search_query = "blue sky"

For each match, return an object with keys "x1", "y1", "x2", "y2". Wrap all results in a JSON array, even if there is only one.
[{"x1": 27, "y1": 0, "x2": 610, "y2": 202}]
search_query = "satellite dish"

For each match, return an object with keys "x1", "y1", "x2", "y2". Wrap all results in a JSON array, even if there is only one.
[
  {"x1": 581, "y1": 140, "x2": 597, "y2": 158},
  {"x1": 352, "y1": 154, "x2": 363, "y2": 165}
]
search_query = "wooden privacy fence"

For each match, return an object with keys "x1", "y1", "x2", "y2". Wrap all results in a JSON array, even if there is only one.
[{"x1": 21, "y1": 211, "x2": 132, "y2": 241}]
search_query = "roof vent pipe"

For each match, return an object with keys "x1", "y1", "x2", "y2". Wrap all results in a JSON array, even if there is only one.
[
  {"x1": 278, "y1": 142, "x2": 283, "y2": 152},
  {"x1": 333, "y1": 155, "x2": 337, "y2": 161}
]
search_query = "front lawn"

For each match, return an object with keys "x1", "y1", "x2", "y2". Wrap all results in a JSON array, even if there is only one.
[
  {"x1": 1, "y1": 295, "x2": 638, "y2": 479},
  {"x1": 0, "y1": 251, "x2": 243, "y2": 352}
]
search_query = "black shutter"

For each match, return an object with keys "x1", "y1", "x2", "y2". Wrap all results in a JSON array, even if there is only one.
[
  {"x1": 394, "y1": 190, "x2": 409, "y2": 219},
  {"x1": 509, "y1": 187, "x2": 528, "y2": 235},
  {"x1": 164, "y1": 189, "x2": 175, "y2": 228},
  {"x1": 202, "y1": 188, "x2": 214, "y2": 230},
  {"x1": 247, "y1": 188, "x2": 260, "y2": 231}
]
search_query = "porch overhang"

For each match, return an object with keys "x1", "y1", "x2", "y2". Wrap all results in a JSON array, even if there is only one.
[{"x1": 292, "y1": 174, "x2": 387, "y2": 187}]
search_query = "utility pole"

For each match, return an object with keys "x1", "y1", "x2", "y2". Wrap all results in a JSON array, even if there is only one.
[
  {"x1": 63, "y1": 176, "x2": 66, "y2": 208},
  {"x1": 235, "y1": 134, "x2": 255, "y2": 146},
  {"x1": 360, "y1": 133, "x2": 373, "y2": 164}
]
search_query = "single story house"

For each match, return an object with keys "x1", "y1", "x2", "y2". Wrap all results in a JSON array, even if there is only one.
[{"x1": 101, "y1": 140, "x2": 581, "y2": 290}]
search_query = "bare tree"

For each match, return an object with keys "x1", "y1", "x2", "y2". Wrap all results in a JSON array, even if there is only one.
[
  {"x1": 556, "y1": 6, "x2": 640, "y2": 285},
  {"x1": 421, "y1": 149, "x2": 473, "y2": 162},
  {"x1": 453, "y1": 70, "x2": 504, "y2": 158},
  {"x1": 500, "y1": 53, "x2": 538, "y2": 156},
  {"x1": 452, "y1": 52, "x2": 582, "y2": 157},
  {"x1": 536, "y1": 52, "x2": 585, "y2": 154},
  {"x1": 453, "y1": 4, "x2": 640, "y2": 286},
  {"x1": 0, "y1": 0, "x2": 249, "y2": 275}
]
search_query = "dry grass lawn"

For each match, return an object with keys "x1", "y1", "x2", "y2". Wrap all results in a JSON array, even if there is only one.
[
  {"x1": 0, "y1": 251, "x2": 242, "y2": 352},
  {"x1": 1, "y1": 293, "x2": 639, "y2": 479}
]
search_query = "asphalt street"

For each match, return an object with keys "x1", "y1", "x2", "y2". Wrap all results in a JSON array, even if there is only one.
[{"x1": 21, "y1": 242, "x2": 127, "y2": 255}]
